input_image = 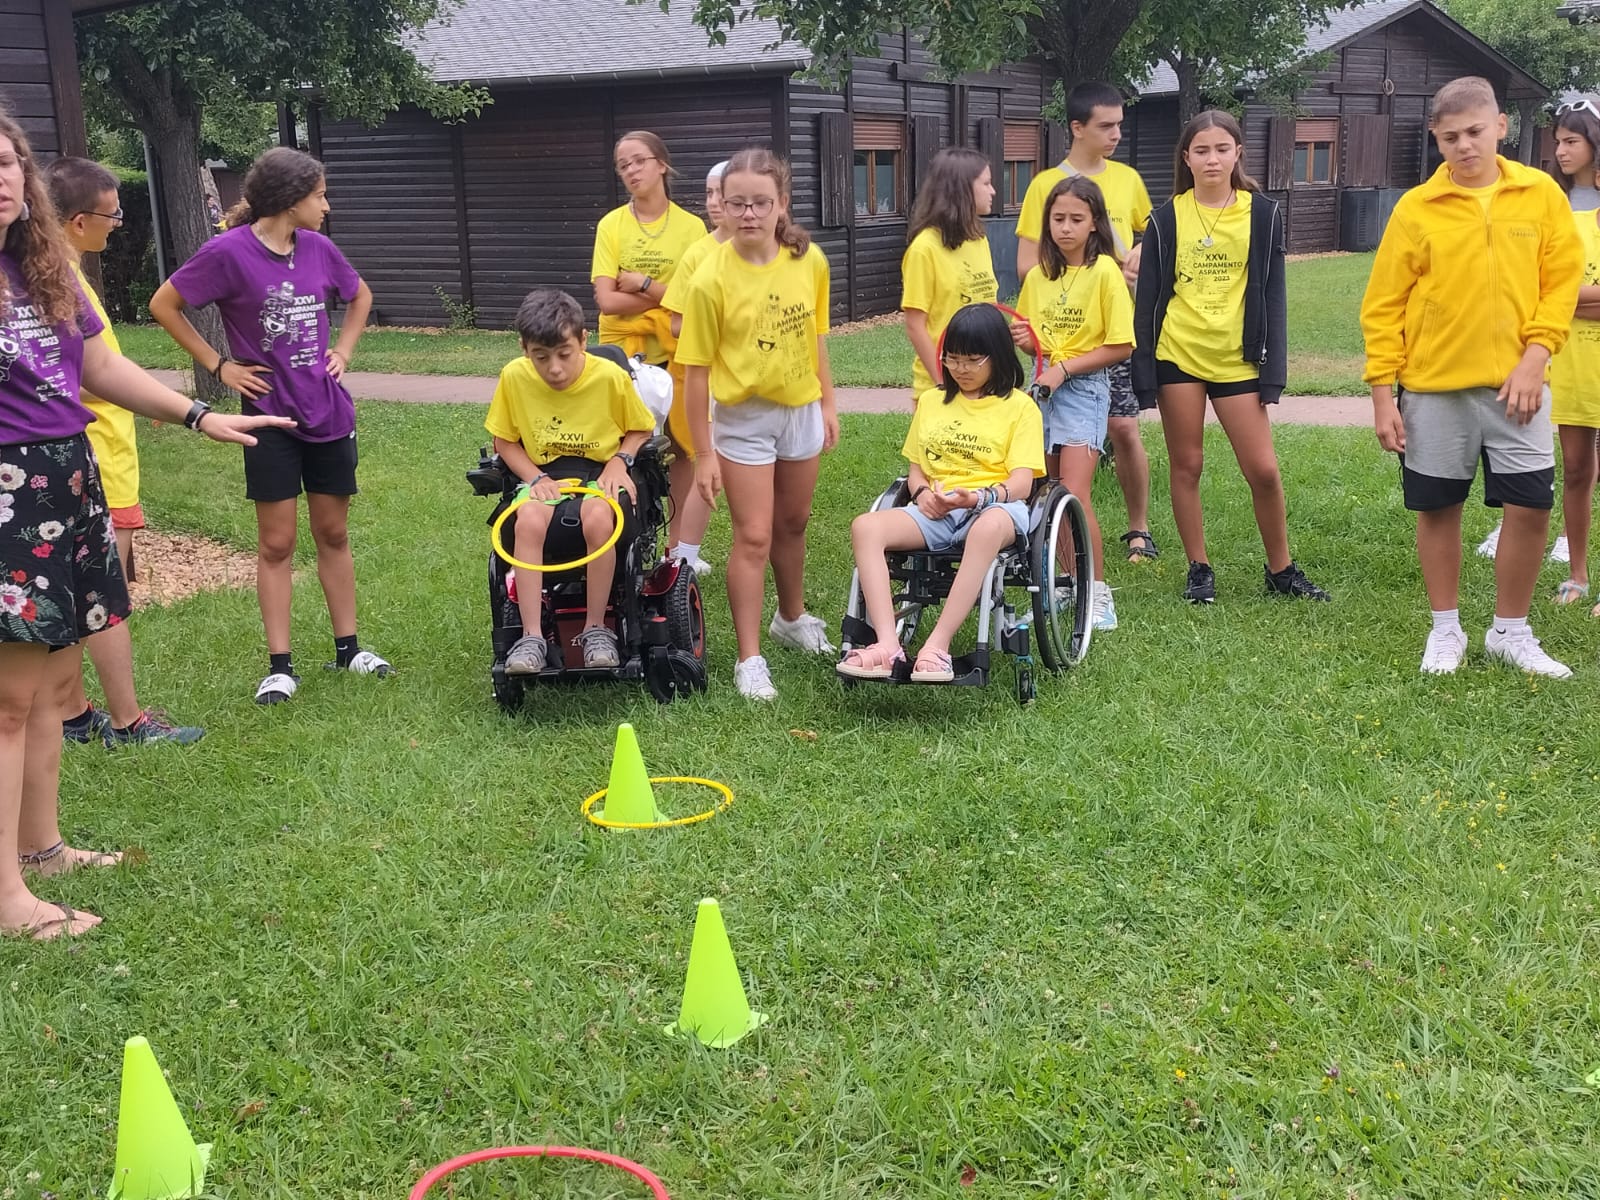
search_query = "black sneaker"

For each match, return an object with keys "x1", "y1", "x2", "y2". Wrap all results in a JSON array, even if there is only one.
[
  {"x1": 1183, "y1": 561, "x2": 1216, "y2": 605},
  {"x1": 104, "y1": 709, "x2": 206, "y2": 747},
  {"x1": 1265, "y1": 561, "x2": 1331, "y2": 602},
  {"x1": 63, "y1": 705, "x2": 111, "y2": 745}
]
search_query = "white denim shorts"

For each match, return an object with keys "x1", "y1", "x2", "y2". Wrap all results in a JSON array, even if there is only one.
[{"x1": 712, "y1": 397, "x2": 824, "y2": 466}]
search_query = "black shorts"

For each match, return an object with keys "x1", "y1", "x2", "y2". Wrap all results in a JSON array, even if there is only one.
[
  {"x1": 1155, "y1": 360, "x2": 1270, "y2": 403},
  {"x1": 243, "y1": 425, "x2": 359, "y2": 503},
  {"x1": 0, "y1": 434, "x2": 131, "y2": 647},
  {"x1": 533, "y1": 455, "x2": 638, "y2": 566}
]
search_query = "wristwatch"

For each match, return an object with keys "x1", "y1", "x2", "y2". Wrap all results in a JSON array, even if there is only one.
[
  {"x1": 184, "y1": 399, "x2": 213, "y2": 431},
  {"x1": 613, "y1": 451, "x2": 636, "y2": 469}
]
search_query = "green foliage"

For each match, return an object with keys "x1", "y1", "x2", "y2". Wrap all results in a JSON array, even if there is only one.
[
  {"x1": 433, "y1": 285, "x2": 479, "y2": 332},
  {"x1": 199, "y1": 94, "x2": 277, "y2": 168},
  {"x1": 1442, "y1": 0, "x2": 1600, "y2": 94}
]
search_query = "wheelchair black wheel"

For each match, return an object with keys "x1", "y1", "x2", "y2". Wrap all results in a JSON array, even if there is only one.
[
  {"x1": 491, "y1": 668, "x2": 525, "y2": 712},
  {"x1": 664, "y1": 568, "x2": 705, "y2": 660},
  {"x1": 1030, "y1": 484, "x2": 1093, "y2": 671}
]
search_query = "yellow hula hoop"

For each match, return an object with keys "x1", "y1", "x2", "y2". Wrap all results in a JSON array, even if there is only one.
[
  {"x1": 491, "y1": 482, "x2": 626, "y2": 573},
  {"x1": 582, "y1": 777, "x2": 734, "y2": 830}
]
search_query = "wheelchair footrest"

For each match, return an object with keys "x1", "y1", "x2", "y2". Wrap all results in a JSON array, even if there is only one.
[{"x1": 844, "y1": 648, "x2": 989, "y2": 688}]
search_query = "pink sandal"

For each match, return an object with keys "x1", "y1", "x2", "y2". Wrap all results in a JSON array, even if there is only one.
[
  {"x1": 910, "y1": 646, "x2": 954, "y2": 683},
  {"x1": 837, "y1": 642, "x2": 904, "y2": 680}
]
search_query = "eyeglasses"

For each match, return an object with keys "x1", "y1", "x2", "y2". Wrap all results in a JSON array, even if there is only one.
[
  {"x1": 79, "y1": 206, "x2": 124, "y2": 223},
  {"x1": 722, "y1": 197, "x2": 776, "y2": 217},
  {"x1": 1558, "y1": 98, "x2": 1600, "y2": 120},
  {"x1": 616, "y1": 156, "x2": 658, "y2": 174},
  {"x1": 941, "y1": 353, "x2": 990, "y2": 370}
]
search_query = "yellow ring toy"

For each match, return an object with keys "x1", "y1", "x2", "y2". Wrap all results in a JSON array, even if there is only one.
[
  {"x1": 491, "y1": 482, "x2": 626, "y2": 574},
  {"x1": 582, "y1": 777, "x2": 734, "y2": 829}
]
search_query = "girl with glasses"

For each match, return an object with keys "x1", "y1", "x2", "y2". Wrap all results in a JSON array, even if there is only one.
[
  {"x1": 677, "y1": 148, "x2": 838, "y2": 700},
  {"x1": 1015, "y1": 175, "x2": 1133, "y2": 633},
  {"x1": 901, "y1": 148, "x2": 1000, "y2": 404},
  {"x1": 592, "y1": 131, "x2": 710, "y2": 571},
  {"x1": 838, "y1": 304, "x2": 1044, "y2": 682}
]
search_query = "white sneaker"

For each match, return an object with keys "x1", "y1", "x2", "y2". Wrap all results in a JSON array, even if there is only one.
[
  {"x1": 1420, "y1": 625, "x2": 1468, "y2": 674},
  {"x1": 1549, "y1": 535, "x2": 1570, "y2": 564},
  {"x1": 734, "y1": 655, "x2": 778, "y2": 700},
  {"x1": 670, "y1": 547, "x2": 714, "y2": 577},
  {"x1": 1091, "y1": 580, "x2": 1118, "y2": 632},
  {"x1": 1484, "y1": 624, "x2": 1572, "y2": 679},
  {"x1": 768, "y1": 611, "x2": 835, "y2": 654},
  {"x1": 1475, "y1": 522, "x2": 1502, "y2": 558}
]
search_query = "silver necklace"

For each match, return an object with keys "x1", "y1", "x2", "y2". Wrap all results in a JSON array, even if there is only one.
[
  {"x1": 1193, "y1": 192, "x2": 1234, "y2": 248},
  {"x1": 252, "y1": 223, "x2": 296, "y2": 268},
  {"x1": 629, "y1": 199, "x2": 670, "y2": 241}
]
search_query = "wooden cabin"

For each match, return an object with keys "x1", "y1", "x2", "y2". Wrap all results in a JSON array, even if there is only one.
[
  {"x1": 1122, "y1": 0, "x2": 1550, "y2": 253},
  {"x1": 312, "y1": 0, "x2": 1064, "y2": 326},
  {"x1": 1, "y1": 0, "x2": 95, "y2": 159}
]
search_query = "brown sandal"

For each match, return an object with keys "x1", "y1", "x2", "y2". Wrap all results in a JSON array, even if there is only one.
[
  {"x1": 5, "y1": 901, "x2": 93, "y2": 942},
  {"x1": 19, "y1": 840, "x2": 123, "y2": 878}
]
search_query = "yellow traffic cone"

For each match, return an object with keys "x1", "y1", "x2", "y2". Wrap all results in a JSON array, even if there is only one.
[
  {"x1": 107, "y1": 1036, "x2": 212, "y2": 1200},
  {"x1": 665, "y1": 898, "x2": 768, "y2": 1048},
  {"x1": 598, "y1": 723, "x2": 665, "y2": 826}
]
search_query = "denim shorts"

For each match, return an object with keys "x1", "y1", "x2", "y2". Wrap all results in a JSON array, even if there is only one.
[
  {"x1": 1042, "y1": 370, "x2": 1111, "y2": 452},
  {"x1": 905, "y1": 498, "x2": 1030, "y2": 552}
]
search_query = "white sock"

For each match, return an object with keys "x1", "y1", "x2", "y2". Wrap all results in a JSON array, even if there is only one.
[
  {"x1": 1492, "y1": 614, "x2": 1528, "y2": 636},
  {"x1": 672, "y1": 541, "x2": 701, "y2": 562},
  {"x1": 1431, "y1": 608, "x2": 1462, "y2": 632}
]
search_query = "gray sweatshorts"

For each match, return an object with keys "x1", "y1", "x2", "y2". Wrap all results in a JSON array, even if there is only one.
[{"x1": 1397, "y1": 386, "x2": 1555, "y2": 511}]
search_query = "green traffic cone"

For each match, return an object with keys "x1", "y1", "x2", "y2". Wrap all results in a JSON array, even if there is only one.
[
  {"x1": 665, "y1": 898, "x2": 768, "y2": 1048},
  {"x1": 599, "y1": 723, "x2": 665, "y2": 826},
  {"x1": 107, "y1": 1037, "x2": 212, "y2": 1200}
]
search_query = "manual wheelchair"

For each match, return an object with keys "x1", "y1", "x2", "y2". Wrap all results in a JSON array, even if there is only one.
[
  {"x1": 838, "y1": 476, "x2": 1095, "y2": 706},
  {"x1": 465, "y1": 353, "x2": 706, "y2": 710}
]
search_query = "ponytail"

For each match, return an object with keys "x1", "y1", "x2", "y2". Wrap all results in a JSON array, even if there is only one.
[{"x1": 223, "y1": 200, "x2": 254, "y2": 229}]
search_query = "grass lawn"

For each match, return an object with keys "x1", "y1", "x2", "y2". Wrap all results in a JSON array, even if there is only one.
[
  {"x1": 114, "y1": 254, "x2": 1376, "y2": 395},
  {"x1": 5, "y1": 405, "x2": 1597, "y2": 1198}
]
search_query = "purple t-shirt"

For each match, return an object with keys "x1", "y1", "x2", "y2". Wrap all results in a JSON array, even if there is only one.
[
  {"x1": 0, "y1": 253, "x2": 104, "y2": 445},
  {"x1": 169, "y1": 225, "x2": 361, "y2": 442}
]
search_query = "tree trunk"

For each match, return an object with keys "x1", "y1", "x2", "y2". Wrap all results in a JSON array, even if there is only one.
[
  {"x1": 99, "y1": 43, "x2": 229, "y2": 406},
  {"x1": 1028, "y1": 0, "x2": 1145, "y2": 106},
  {"x1": 1171, "y1": 56, "x2": 1203, "y2": 126},
  {"x1": 1516, "y1": 98, "x2": 1538, "y2": 165}
]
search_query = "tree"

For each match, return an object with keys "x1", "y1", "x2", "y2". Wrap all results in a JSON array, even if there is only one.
[
  {"x1": 76, "y1": 0, "x2": 486, "y2": 398},
  {"x1": 1443, "y1": 0, "x2": 1600, "y2": 95},
  {"x1": 663, "y1": 0, "x2": 1147, "y2": 101},
  {"x1": 1116, "y1": 0, "x2": 1356, "y2": 124}
]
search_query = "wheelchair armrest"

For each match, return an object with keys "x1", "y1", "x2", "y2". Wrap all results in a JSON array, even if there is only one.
[
  {"x1": 870, "y1": 476, "x2": 911, "y2": 513},
  {"x1": 467, "y1": 450, "x2": 512, "y2": 498}
]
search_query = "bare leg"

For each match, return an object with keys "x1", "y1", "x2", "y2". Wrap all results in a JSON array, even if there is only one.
[
  {"x1": 921, "y1": 509, "x2": 1016, "y2": 654},
  {"x1": 0, "y1": 643, "x2": 99, "y2": 937},
  {"x1": 769, "y1": 454, "x2": 821, "y2": 623},
  {"x1": 307, "y1": 492, "x2": 357, "y2": 640},
  {"x1": 1106, "y1": 415, "x2": 1152, "y2": 543},
  {"x1": 1558, "y1": 424, "x2": 1597, "y2": 586},
  {"x1": 83, "y1": 621, "x2": 141, "y2": 729},
  {"x1": 1156, "y1": 382, "x2": 1209, "y2": 563},
  {"x1": 512, "y1": 501, "x2": 555, "y2": 633},
  {"x1": 669, "y1": 456, "x2": 712, "y2": 551},
  {"x1": 255, "y1": 499, "x2": 299, "y2": 656},
  {"x1": 1211, "y1": 393, "x2": 1292, "y2": 573},
  {"x1": 849, "y1": 507, "x2": 927, "y2": 643},
  {"x1": 1493, "y1": 504, "x2": 1551, "y2": 620},
  {"x1": 581, "y1": 498, "x2": 618, "y2": 628},
  {"x1": 1057, "y1": 444, "x2": 1106, "y2": 580},
  {"x1": 114, "y1": 527, "x2": 134, "y2": 580},
  {"x1": 1416, "y1": 505, "x2": 1464, "y2": 612},
  {"x1": 719, "y1": 457, "x2": 777, "y2": 661}
]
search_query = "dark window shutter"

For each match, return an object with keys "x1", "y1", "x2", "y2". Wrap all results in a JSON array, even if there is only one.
[
  {"x1": 977, "y1": 117, "x2": 1005, "y2": 191},
  {"x1": 819, "y1": 111, "x2": 850, "y2": 228},
  {"x1": 1044, "y1": 121, "x2": 1067, "y2": 167},
  {"x1": 1267, "y1": 117, "x2": 1295, "y2": 192},
  {"x1": 1342, "y1": 113, "x2": 1390, "y2": 188},
  {"x1": 912, "y1": 114, "x2": 941, "y2": 191}
]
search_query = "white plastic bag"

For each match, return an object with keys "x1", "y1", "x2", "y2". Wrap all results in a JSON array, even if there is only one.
[{"x1": 628, "y1": 355, "x2": 674, "y2": 434}]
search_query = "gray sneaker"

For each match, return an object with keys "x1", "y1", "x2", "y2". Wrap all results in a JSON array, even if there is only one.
[
  {"x1": 505, "y1": 634, "x2": 548, "y2": 676},
  {"x1": 577, "y1": 625, "x2": 620, "y2": 668}
]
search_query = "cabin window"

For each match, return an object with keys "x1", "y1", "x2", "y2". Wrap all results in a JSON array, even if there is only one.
[
  {"x1": 1002, "y1": 121, "x2": 1041, "y2": 210},
  {"x1": 854, "y1": 117, "x2": 904, "y2": 217},
  {"x1": 1293, "y1": 118, "x2": 1339, "y2": 185}
]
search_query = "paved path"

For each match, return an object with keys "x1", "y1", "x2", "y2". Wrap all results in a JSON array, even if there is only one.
[{"x1": 150, "y1": 369, "x2": 1370, "y2": 427}]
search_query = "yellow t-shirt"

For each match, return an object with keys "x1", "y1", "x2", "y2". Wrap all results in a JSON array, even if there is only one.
[
  {"x1": 900, "y1": 228, "x2": 999, "y2": 394},
  {"x1": 1015, "y1": 158, "x2": 1153, "y2": 255},
  {"x1": 675, "y1": 240, "x2": 831, "y2": 408},
  {"x1": 902, "y1": 386, "x2": 1045, "y2": 490},
  {"x1": 590, "y1": 202, "x2": 707, "y2": 360},
  {"x1": 1015, "y1": 255, "x2": 1134, "y2": 365},
  {"x1": 1550, "y1": 209, "x2": 1600, "y2": 427},
  {"x1": 73, "y1": 264, "x2": 139, "y2": 510},
  {"x1": 1155, "y1": 190, "x2": 1256, "y2": 383},
  {"x1": 484, "y1": 353, "x2": 655, "y2": 465},
  {"x1": 660, "y1": 231, "x2": 726, "y2": 316}
]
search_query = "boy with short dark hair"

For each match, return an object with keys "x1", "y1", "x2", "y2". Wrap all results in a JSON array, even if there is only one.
[
  {"x1": 1361, "y1": 75, "x2": 1585, "y2": 677},
  {"x1": 486, "y1": 289, "x2": 655, "y2": 674},
  {"x1": 1016, "y1": 81, "x2": 1160, "y2": 565}
]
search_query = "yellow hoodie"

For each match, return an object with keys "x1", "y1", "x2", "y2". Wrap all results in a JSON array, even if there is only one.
[{"x1": 1360, "y1": 157, "x2": 1583, "y2": 391}]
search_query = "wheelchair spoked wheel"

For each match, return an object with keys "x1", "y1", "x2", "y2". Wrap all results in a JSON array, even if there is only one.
[{"x1": 1030, "y1": 483, "x2": 1093, "y2": 671}]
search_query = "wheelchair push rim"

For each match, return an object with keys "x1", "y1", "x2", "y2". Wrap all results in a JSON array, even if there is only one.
[
  {"x1": 409, "y1": 1145, "x2": 670, "y2": 1199},
  {"x1": 1031, "y1": 483, "x2": 1093, "y2": 671},
  {"x1": 491, "y1": 481, "x2": 626, "y2": 573}
]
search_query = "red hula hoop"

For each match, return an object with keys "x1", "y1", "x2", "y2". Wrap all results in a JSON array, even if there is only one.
[
  {"x1": 934, "y1": 301, "x2": 1045, "y2": 381},
  {"x1": 409, "y1": 1145, "x2": 671, "y2": 1199}
]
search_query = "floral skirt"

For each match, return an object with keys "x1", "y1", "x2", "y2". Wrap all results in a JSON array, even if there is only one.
[{"x1": 0, "y1": 434, "x2": 131, "y2": 646}]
